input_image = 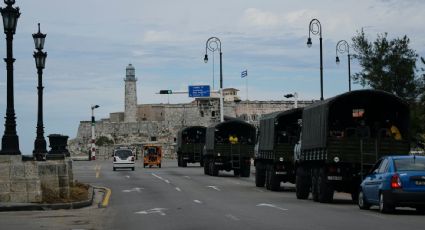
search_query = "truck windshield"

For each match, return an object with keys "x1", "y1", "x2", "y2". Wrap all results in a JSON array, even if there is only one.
[{"x1": 394, "y1": 158, "x2": 425, "y2": 171}]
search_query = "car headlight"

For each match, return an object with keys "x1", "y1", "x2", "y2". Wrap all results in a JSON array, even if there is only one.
[
  {"x1": 334, "y1": 156, "x2": 340, "y2": 163},
  {"x1": 279, "y1": 157, "x2": 284, "y2": 162}
]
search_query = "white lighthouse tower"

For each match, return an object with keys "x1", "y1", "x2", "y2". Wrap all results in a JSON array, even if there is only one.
[{"x1": 124, "y1": 64, "x2": 138, "y2": 122}]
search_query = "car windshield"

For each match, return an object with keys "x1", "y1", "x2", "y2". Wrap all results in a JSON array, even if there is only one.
[
  {"x1": 115, "y1": 150, "x2": 132, "y2": 158},
  {"x1": 394, "y1": 158, "x2": 425, "y2": 171}
]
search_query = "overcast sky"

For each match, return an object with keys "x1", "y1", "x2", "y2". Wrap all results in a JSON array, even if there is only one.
[{"x1": 0, "y1": 0, "x2": 424, "y2": 154}]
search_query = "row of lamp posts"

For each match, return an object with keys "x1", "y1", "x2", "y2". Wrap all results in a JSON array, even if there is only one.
[
  {"x1": 0, "y1": 0, "x2": 67, "y2": 160},
  {"x1": 307, "y1": 18, "x2": 352, "y2": 101},
  {"x1": 201, "y1": 18, "x2": 352, "y2": 118}
]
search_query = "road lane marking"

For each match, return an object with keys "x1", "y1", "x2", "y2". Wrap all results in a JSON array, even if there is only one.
[
  {"x1": 152, "y1": 173, "x2": 172, "y2": 185},
  {"x1": 184, "y1": 176, "x2": 191, "y2": 179},
  {"x1": 135, "y1": 208, "x2": 167, "y2": 216},
  {"x1": 125, "y1": 175, "x2": 130, "y2": 179},
  {"x1": 256, "y1": 203, "x2": 288, "y2": 211},
  {"x1": 95, "y1": 165, "x2": 101, "y2": 178},
  {"x1": 207, "y1": 186, "x2": 221, "y2": 191},
  {"x1": 122, "y1": 187, "x2": 143, "y2": 193},
  {"x1": 225, "y1": 214, "x2": 240, "y2": 221},
  {"x1": 193, "y1": 200, "x2": 202, "y2": 204},
  {"x1": 175, "y1": 187, "x2": 182, "y2": 192},
  {"x1": 253, "y1": 188, "x2": 265, "y2": 193},
  {"x1": 165, "y1": 179, "x2": 170, "y2": 184}
]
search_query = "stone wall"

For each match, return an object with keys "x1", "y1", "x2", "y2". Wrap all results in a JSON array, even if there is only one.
[
  {"x1": 0, "y1": 156, "x2": 74, "y2": 203},
  {"x1": 0, "y1": 155, "x2": 42, "y2": 203}
]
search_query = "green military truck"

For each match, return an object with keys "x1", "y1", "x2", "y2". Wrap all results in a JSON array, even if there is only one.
[
  {"x1": 176, "y1": 126, "x2": 206, "y2": 167},
  {"x1": 204, "y1": 119, "x2": 256, "y2": 177},
  {"x1": 255, "y1": 108, "x2": 302, "y2": 191},
  {"x1": 294, "y1": 90, "x2": 410, "y2": 203}
]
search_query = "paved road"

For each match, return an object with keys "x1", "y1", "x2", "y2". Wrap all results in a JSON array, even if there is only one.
[{"x1": 1, "y1": 158, "x2": 425, "y2": 229}]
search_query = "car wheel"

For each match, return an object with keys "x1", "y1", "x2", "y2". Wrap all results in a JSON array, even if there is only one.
[
  {"x1": 358, "y1": 190, "x2": 371, "y2": 210},
  {"x1": 379, "y1": 193, "x2": 394, "y2": 213}
]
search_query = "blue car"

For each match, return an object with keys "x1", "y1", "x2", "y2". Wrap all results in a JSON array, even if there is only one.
[{"x1": 358, "y1": 155, "x2": 425, "y2": 213}]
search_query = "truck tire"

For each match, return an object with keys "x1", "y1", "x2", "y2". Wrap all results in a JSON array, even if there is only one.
[
  {"x1": 182, "y1": 160, "x2": 187, "y2": 167},
  {"x1": 318, "y1": 168, "x2": 334, "y2": 203},
  {"x1": 200, "y1": 159, "x2": 204, "y2": 167},
  {"x1": 255, "y1": 162, "x2": 266, "y2": 187},
  {"x1": 296, "y1": 167, "x2": 310, "y2": 199},
  {"x1": 265, "y1": 166, "x2": 271, "y2": 190},
  {"x1": 241, "y1": 163, "x2": 250, "y2": 177},
  {"x1": 269, "y1": 166, "x2": 280, "y2": 191},
  {"x1": 311, "y1": 168, "x2": 319, "y2": 202},
  {"x1": 211, "y1": 161, "x2": 219, "y2": 176},
  {"x1": 204, "y1": 159, "x2": 209, "y2": 175},
  {"x1": 233, "y1": 169, "x2": 240, "y2": 177},
  {"x1": 177, "y1": 155, "x2": 181, "y2": 167}
]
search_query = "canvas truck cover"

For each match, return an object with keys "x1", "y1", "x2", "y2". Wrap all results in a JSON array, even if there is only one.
[
  {"x1": 301, "y1": 89, "x2": 409, "y2": 150},
  {"x1": 259, "y1": 108, "x2": 303, "y2": 151},
  {"x1": 206, "y1": 119, "x2": 256, "y2": 150},
  {"x1": 177, "y1": 126, "x2": 207, "y2": 149}
]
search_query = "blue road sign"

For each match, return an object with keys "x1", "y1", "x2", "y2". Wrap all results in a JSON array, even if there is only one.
[{"x1": 188, "y1": 85, "x2": 210, "y2": 97}]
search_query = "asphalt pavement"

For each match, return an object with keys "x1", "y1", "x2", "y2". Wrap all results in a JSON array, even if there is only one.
[{"x1": 1, "y1": 158, "x2": 424, "y2": 230}]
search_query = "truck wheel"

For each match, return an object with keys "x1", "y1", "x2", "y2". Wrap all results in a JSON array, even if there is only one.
[
  {"x1": 269, "y1": 167, "x2": 280, "y2": 191},
  {"x1": 358, "y1": 190, "x2": 371, "y2": 210},
  {"x1": 200, "y1": 160, "x2": 204, "y2": 167},
  {"x1": 296, "y1": 167, "x2": 310, "y2": 199},
  {"x1": 211, "y1": 161, "x2": 219, "y2": 176},
  {"x1": 311, "y1": 168, "x2": 319, "y2": 202},
  {"x1": 233, "y1": 169, "x2": 240, "y2": 177},
  {"x1": 159, "y1": 163, "x2": 161, "y2": 168},
  {"x1": 265, "y1": 166, "x2": 271, "y2": 190},
  {"x1": 241, "y1": 164, "x2": 250, "y2": 178},
  {"x1": 182, "y1": 160, "x2": 187, "y2": 167},
  {"x1": 177, "y1": 155, "x2": 181, "y2": 167},
  {"x1": 203, "y1": 159, "x2": 209, "y2": 175},
  {"x1": 255, "y1": 162, "x2": 266, "y2": 187},
  {"x1": 379, "y1": 193, "x2": 394, "y2": 213},
  {"x1": 318, "y1": 168, "x2": 334, "y2": 203}
]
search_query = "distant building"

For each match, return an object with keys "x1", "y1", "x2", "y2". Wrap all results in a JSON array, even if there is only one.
[{"x1": 70, "y1": 65, "x2": 314, "y2": 157}]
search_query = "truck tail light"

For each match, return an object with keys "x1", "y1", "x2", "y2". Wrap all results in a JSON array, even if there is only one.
[{"x1": 391, "y1": 174, "x2": 402, "y2": 189}]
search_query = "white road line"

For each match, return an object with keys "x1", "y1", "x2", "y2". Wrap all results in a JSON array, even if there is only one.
[
  {"x1": 253, "y1": 188, "x2": 265, "y2": 193},
  {"x1": 207, "y1": 186, "x2": 221, "y2": 191},
  {"x1": 125, "y1": 175, "x2": 130, "y2": 179},
  {"x1": 256, "y1": 203, "x2": 288, "y2": 211},
  {"x1": 225, "y1": 214, "x2": 240, "y2": 221},
  {"x1": 122, "y1": 187, "x2": 143, "y2": 193},
  {"x1": 175, "y1": 187, "x2": 182, "y2": 192},
  {"x1": 135, "y1": 208, "x2": 167, "y2": 216},
  {"x1": 193, "y1": 200, "x2": 202, "y2": 204},
  {"x1": 184, "y1": 176, "x2": 191, "y2": 179},
  {"x1": 165, "y1": 179, "x2": 170, "y2": 184}
]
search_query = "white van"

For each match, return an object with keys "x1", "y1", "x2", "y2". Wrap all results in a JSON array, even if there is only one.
[{"x1": 113, "y1": 147, "x2": 135, "y2": 171}]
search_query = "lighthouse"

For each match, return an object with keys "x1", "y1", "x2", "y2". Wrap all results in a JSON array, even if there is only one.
[{"x1": 124, "y1": 64, "x2": 138, "y2": 122}]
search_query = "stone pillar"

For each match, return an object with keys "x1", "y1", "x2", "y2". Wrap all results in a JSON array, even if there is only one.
[
  {"x1": 0, "y1": 155, "x2": 42, "y2": 203},
  {"x1": 124, "y1": 64, "x2": 138, "y2": 122}
]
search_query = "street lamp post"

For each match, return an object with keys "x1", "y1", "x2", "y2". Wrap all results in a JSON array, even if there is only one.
[
  {"x1": 90, "y1": 105, "x2": 99, "y2": 160},
  {"x1": 335, "y1": 40, "x2": 351, "y2": 92},
  {"x1": 0, "y1": 0, "x2": 21, "y2": 155},
  {"x1": 307, "y1": 18, "x2": 324, "y2": 101},
  {"x1": 32, "y1": 23, "x2": 47, "y2": 160},
  {"x1": 204, "y1": 37, "x2": 224, "y2": 122},
  {"x1": 284, "y1": 92, "x2": 298, "y2": 108}
]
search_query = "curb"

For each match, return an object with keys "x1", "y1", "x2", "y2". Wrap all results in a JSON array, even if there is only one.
[
  {"x1": 0, "y1": 185, "x2": 94, "y2": 212},
  {"x1": 94, "y1": 186, "x2": 112, "y2": 208}
]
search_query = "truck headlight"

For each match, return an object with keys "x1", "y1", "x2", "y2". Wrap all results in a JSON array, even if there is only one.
[
  {"x1": 279, "y1": 157, "x2": 284, "y2": 162},
  {"x1": 334, "y1": 157, "x2": 340, "y2": 163},
  {"x1": 217, "y1": 153, "x2": 221, "y2": 157}
]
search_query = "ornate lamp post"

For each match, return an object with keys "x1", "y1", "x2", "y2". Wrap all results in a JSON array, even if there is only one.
[
  {"x1": 90, "y1": 105, "x2": 99, "y2": 160},
  {"x1": 335, "y1": 40, "x2": 351, "y2": 92},
  {"x1": 32, "y1": 23, "x2": 47, "y2": 160},
  {"x1": 204, "y1": 37, "x2": 224, "y2": 122},
  {"x1": 307, "y1": 18, "x2": 324, "y2": 101},
  {"x1": 0, "y1": 0, "x2": 21, "y2": 155}
]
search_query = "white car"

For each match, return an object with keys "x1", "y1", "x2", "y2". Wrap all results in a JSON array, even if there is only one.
[{"x1": 113, "y1": 147, "x2": 135, "y2": 171}]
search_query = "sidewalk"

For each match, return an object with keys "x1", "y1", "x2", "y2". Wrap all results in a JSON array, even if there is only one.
[{"x1": 0, "y1": 186, "x2": 108, "y2": 212}]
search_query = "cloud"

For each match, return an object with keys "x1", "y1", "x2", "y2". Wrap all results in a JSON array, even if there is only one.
[{"x1": 243, "y1": 8, "x2": 282, "y2": 27}]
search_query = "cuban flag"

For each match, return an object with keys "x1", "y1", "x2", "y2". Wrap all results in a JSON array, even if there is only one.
[{"x1": 241, "y1": 70, "x2": 248, "y2": 78}]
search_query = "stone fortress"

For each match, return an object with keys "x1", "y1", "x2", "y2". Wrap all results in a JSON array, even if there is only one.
[{"x1": 70, "y1": 64, "x2": 314, "y2": 158}]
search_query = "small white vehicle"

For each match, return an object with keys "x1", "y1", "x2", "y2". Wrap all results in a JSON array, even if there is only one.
[{"x1": 113, "y1": 147, "x2": 135, "y2": 171}]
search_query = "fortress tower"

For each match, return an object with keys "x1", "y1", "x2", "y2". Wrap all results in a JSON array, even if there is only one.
[{"x1": 124, "y1": 64, "x2": 138, "y2": 122}]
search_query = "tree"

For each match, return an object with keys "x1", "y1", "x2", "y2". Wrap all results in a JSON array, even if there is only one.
[{"x1": 351, "y1": 29, "x2": 421, "y2": 101}]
